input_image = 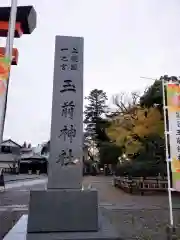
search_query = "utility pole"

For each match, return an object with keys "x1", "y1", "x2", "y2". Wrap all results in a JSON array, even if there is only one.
[{"x1": 140, "y1": 76, "x2": 156, "y2": 81}]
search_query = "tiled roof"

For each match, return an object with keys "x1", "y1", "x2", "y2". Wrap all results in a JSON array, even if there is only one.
[
  {"x1": 20, "y1": 151, "x2": 45, "y2": 160},
  {"x1": 1, "y1": 139, "x2": 22, "y2": 148}
]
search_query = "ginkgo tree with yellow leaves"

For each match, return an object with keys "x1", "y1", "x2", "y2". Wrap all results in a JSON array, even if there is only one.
[
  {"x1": 107, "y1": 99, "x2": 163, "y2": 155},
  {"x1": 106, "y1": 80, "x2": 166, "y2": 176}
]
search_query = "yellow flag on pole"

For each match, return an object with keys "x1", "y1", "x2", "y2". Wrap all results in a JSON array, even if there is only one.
[{"x1": 0, "y1": 55, "x2": 11, "y2": 80}]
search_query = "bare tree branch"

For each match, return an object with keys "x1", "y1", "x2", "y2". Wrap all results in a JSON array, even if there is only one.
[{"x1": 112, "y1": 91, "x2": 140, "y2": 120}]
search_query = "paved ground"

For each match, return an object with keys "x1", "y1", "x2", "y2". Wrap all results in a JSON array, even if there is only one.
[
  {"x1": 4, "y1": 174, "x2": 45, "y2": 183},
  {"x1": 0, "y1": 176, "x2": 180, "y2": 239}
]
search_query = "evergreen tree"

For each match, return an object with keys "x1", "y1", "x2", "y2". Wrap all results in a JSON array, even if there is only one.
[
  {"x1": 41, "y1": 140, "x2": 50, "y2": 155},
  {"x1": 84, "y1": 89, "x2": 109, "y2": 143}
]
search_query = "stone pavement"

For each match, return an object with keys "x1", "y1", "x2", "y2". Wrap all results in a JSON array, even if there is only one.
[
  {"x1": 4, "y1": 174, "x2": 46, "y2": 183},
  {"x1": 80, "y1": 176, "x2": 180, "y2": 239},
  {"x1": 0, "y1": 176, "x2": 180, "y2": 239}
]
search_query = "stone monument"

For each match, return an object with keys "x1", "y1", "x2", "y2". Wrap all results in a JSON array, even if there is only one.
[
  {"x1": 3, "y1": 35, "x2": 120, "y2": 240},
  {"x1": 27, "y1": 35, "x2": 99, "y2": 234}
]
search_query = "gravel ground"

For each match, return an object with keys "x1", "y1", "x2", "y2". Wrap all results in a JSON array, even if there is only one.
[
  {"x1": 0, "y1": 176, "x2": 180, "y2": 240},
  {"x1": 102, "y1": 208, "x2": 180, "y2": 240},
  {"x1": 1, "y1": 208, "x2": 180, "y2": 240}
]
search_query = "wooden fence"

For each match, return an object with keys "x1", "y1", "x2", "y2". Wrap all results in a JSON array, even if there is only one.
[{"x1": 113, "y1": 176, "x2": 168, "y2": 195}]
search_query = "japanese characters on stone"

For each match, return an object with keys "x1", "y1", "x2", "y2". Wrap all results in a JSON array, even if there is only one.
[
  {"x1": 57, "y1": 46, "x2": 79, "y2": 166},
  {"x1": 176, "y1": 112, "x2": 180, "y2": 160},
  {"x1": 60, "y1": 47, "x2": 79, "y2": 71},
  {"x1": 59, "y1": 125, "x2": 76, "y2": 143},
  {"x1": 60, "y1": 80, "x2": 76, "y2": 93},
  {"x1": 56, "y1": 149, "x2": 73, "y2": 166},
  {"x1": 61, "y1": 101, "x2": 75, "y2": 119}
]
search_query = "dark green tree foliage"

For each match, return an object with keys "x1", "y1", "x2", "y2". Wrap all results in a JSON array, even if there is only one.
[
  {"x1": 84, "y1": 89, "x2": 109, "y2": 142},
  {"x1": 99, "y1": 142, "x2": 122, "y2": 165},
  {"x1": 116, "y1": 134, "x2": 166, "y2": 177},
  {"x1": 95, "y1": 118, "x2": 111, "y2": 144},
  {"x1": 138, "y1": 134, "x2": 165, "y2": 163},
  {"x1": 140, "y1": 75, "x2": 178, "y2": 112},
  {"x1": 134, "y1": 134, "x2": 166, "y2": 175},
  {"x1": 115, "y1": 160, "x2": 166, "y2": 177},
  {"x1": 140, "y1": 80, "x2": 163, "y2": 109}
]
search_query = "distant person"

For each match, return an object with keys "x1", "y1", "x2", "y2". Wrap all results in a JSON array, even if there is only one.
[{"x1": 0, "y1": 169, "x2": 5, "y2": 191}]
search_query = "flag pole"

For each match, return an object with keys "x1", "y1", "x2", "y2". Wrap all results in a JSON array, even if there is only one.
[
  {"x1": 0, "y1": 0, "x2": 18, "y2": 144},
  {"x1": 140, "y1": 76, "x2": 174, "y2": 227},
  {"x1": 161, "y1": 76, "x2": 174, "y2": 227},
  {"x1": 5, "y1": 0, "x2": 18, "y2": 59}
]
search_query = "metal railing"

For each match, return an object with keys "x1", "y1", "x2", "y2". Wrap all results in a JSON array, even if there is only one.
[{"x1": 113, "y1": 176, "x2": 168, "y2": 195}]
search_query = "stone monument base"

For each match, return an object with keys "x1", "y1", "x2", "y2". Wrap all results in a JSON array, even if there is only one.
[
  {"x1": 27, "y1": 189, "x2": 98, "y2": 232},
  {"x1": 3, "y1": 215, "x2": 121, "y2": 240},
  {"x1": 47, "y1": 165, "x2": 83, "y2": 189}
]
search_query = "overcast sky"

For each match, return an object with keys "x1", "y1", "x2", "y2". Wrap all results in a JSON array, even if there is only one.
[{"x1": 1, "y1": 0, "x2": 180, "y2": 146}]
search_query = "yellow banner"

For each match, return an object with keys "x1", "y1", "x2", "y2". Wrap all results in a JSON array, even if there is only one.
[
  {"x1": 171, "y1": 157, "x2": 180, "y2": 190},
  {"x1": 0, "y1": 55, "x2": 10, "y2": 80},
  {"x1": 167, "y1": 83, "x2": 180, "y2": 191},
  {"x1": 0, "y1": 56, "x2": 11, "y2": 96},
  {"x1": 167, "y1": 84, "x2": 180, "y2": 111}
]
